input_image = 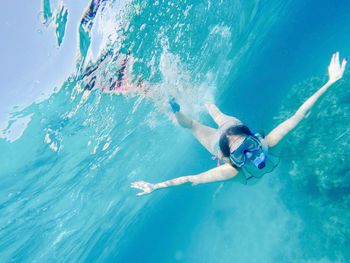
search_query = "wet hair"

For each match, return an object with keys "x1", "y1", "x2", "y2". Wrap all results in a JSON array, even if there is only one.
[{"x1": 219, "y1": 125, "x2": 254, "y2": 157}]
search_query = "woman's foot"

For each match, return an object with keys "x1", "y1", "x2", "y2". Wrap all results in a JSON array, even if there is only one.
[
  {"x1": 169, "y1": 98, "x2": 193, "y2": 128},
  {"x1": 169, "y1": 97, "x2": 180, "y2": 113}
]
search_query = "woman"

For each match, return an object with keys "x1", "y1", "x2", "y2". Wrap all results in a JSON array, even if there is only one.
[{"x1": 131, "y1": 52, "x2": 347, "y2": 196}]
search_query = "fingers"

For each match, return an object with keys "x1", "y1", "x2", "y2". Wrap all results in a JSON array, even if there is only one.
[
  {"x1": 131, "y1": 181, "x2": 150, "y2": 196},
  {"x1": 331, "y1": 53, "x2": 336, "y2": 65},
  {"x1": 335, "y1": 51, "x2": 340, "y2": 66},
  {"x1": 130, "y1": 182, "x2": 139, "y2": 188},
  {"x1": 131, "y1": 183, "x2": 146, "y2": 196},
  {"x1": 130, "y1": 185, "x2": 141, "y2": 190},
  {"x1": 330, "y1": 51, "x2": 347, "y2": 69},
  {"x1": 130, "y1": 181, "x2": 144, "y2": 190},
  {"x1": 328, "y1": 52, "x2": 347, "y2": 83},
  {"x1": 341, "y1": 58, "x2": 347, "y2": 72},
  {"x1": 131, "y1": 181, "x2": 146, "y2": 186}
]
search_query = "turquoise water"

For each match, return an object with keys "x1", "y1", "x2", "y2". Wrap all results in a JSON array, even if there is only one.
[{"x1": 1, "y1": 0, "x2": 350, "y2": 262}]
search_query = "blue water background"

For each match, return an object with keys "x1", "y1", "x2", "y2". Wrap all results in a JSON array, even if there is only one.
[{"x1": 1, "y1": 0, "x2": 350, "y2": 262}]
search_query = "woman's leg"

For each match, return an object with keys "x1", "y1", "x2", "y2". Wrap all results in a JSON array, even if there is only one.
[
  {"x1": 174, "y1": 112, "x2": 193, "y2": 129},
  {"x1": 206, "y1": 103, "x2": 242, "y2": 127},
  {"x1": 174, "y1": 112, "x2": 217, "y2": 155}
]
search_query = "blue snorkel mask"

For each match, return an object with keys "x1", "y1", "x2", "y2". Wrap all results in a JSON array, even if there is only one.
[{"x1": 229, "y1": 134, "x2": 268, "y2": 169}]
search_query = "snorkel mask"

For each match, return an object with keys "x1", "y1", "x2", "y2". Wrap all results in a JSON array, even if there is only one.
[{"x1": 229, "y1": 134, "x2": 268, "y2": 169}]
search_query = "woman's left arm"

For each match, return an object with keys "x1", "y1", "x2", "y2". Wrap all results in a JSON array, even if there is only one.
[
  {"x1": 131, "y1": 163, "x2": 238, "y2": 196},
  {"x1": 265, "y1": 52, "x2": 347, "y2": 148}
]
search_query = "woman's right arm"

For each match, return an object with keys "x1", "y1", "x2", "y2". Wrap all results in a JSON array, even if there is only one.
[{"x1": 265, "y1": 52, "x2": 347, "y2": 148}]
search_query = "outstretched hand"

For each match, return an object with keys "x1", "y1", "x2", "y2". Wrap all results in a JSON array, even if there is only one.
[
  {"x1": 328, "y1": 52, "x2": 347, "y2": 84},
  {"x1": 131, "y1": 181, "x2": 155, "y2": 196}
]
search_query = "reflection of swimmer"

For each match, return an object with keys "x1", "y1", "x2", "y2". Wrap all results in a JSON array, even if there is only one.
[
  {"x1": 131, "y1": 52, "x2": 347, "y2": 196},
  {"x1": 81, "y1": 0, "x2": 105, "y2": 31},
  {"x1": 79, "y1": 0, "x2": 106, "y2": 61}
]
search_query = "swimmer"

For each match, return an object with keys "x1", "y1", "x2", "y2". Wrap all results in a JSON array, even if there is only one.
[
  {"x1": 80, "y1": 0, "x2": 106, "y2": 32},
  {"x1": 131, "y1": 52, "x2": 347, "y2": 196},
  {"x1": 79, "y1": 0, "x2": 107, "y2": 62}
]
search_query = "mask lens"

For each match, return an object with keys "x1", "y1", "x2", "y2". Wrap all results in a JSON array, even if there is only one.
[
  {"x1": 229, "y1": 136, "x2": 263, "y2": 168},
  {"x1": 231, "y1": 149, "x2": 245, "y2": 163},
  {"x1": 244, "y1": 137, "x2": 260, "y2": 152}
]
